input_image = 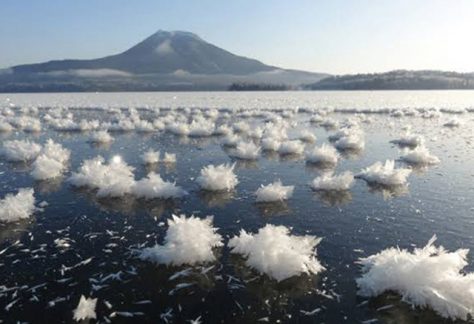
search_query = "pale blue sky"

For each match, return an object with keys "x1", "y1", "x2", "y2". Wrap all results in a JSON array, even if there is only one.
[{"x1": 2, "y1": 0, "x2": 473, "y2": 74}]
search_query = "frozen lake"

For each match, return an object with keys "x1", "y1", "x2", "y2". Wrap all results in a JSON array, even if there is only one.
[{"x1": 0, "y1": 91, "x2": 473, "y2": 323}]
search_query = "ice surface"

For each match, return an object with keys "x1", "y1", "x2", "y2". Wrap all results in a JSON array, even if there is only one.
[{"x1": 0, "y1": 91, "x2": 473, "y2": 322}]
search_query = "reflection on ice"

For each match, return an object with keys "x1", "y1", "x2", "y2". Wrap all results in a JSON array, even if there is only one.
[
  {"x1": 367, "y1": 183, "x2": 410, "y2": 199},
  {"x1": 255, "y1": 201, "x2": 291, "y2": 217},
  {"x1": 0, "y1": 219, "x2": 31, "y2": 243},
  {"x1": 89, "y1": 141, "x2": 112, "y2": 150},
  {"x1": 337, "y1": 147, "x2": 364, "y2": 160},
  {"x1": 72, "y1": 187, "x2": 177, "y2": 217},
  {"x1": 261, "y1": 150, "x2": 279, "y2": 161},
  {"x1": 34, "y1": 177, "x2": 64, "y2": 194},
  {"x1": 314, "y1": 190, "x2": 353, "y2": 206},
  {"x1": 230, "y1": 252, "x2": 324, "y2": 309},
  {"x1": 278, "y1": 153, "x2": 303, "y2": 162},
  {"x1": 198, "y1": 190, "x2": 234, "y2": 208},
  {"x1": 234, "y1": 159, "x2": 259, "y2": 170},
  {"x1": 305, "y1": 161, "x2": 337, "y2": 173},
  {"x1": 363, "y1": 292, "x2": 448, "y2": 324}
]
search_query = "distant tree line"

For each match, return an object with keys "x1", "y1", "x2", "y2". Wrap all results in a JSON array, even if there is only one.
[
  {"x1": 228, "y1": 82, "x2": 290, "y2": 91},
  {"x1": 305, "y1": 70, "x2": 474, "y2": 90}
]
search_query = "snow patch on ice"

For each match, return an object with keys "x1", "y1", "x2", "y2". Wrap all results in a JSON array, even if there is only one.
[
  {"x1": 0, "y1": 188, "x2": 35, "y2": 223},
  {"x1": 132, "y1": 173, "x2": 187, "y2": 199},
  {"x1": 229, "y1": 224, "x2": 324, "y2": 282},
  {"x1": 140, "y1": 214, "x2": 223, "y2": 266},
  {"x1": 391, "y1": 132, "x2": 424, "y2": 148},
  {"x1": 196, "y1": 163, "x2": 238, "y2": 191},
  {"x1": 278, "y1": 140, "x2": 305, "y2": 155},
  {"x1": 162, "y1": 152, "x2": 176, "y2": 163},
  {"x1": 306, "y1": 144, "x2": 339, "y2": 166},
  {"x1": 356, "y1": 160, "x2": 411, "y2": 186},
  {"x1": 141, "y1": 149, "x2": 160, "y2": 164},
  {"x1": 400, "y1": 146, "x2": 440, "y2": 166},
  {"x1": 334, "y1": 133, "x2": 365, "y2": 151},
  {"x1": 443, "y1": 117, "x2": 462, "y2": 127},
  {"x1": 311, "y1": 171, "x2": 354, "y2": 191},
  {"x1": 1, "y1": 139, "x2": 41, "y2": 162},
  {"x1": 73, "y1": 295, "x2": 97, "y2": 321},
  {"x1": 89, "y1": 130, "x2": 114, "y2": 144},
  {"x1": 68, "y1": 156, "x2": 135, "y2": 197},
  {"x1": 297, "y1": 130, "x2": 317, "y2": 143},
  {"x1": 255, "y1": 180, "x2": 294, "y2": 202},
  {"x1": 31, "y1": 139, "x2": 70, "y2": 180},
  {"x1": 231, "y1": 141, "x2": 260, "y2": 160},
  {"x1": 357, "y1": 235, "x2": 474, "y2": 321}
]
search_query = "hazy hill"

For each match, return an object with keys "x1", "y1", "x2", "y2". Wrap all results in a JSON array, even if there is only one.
[{"x1": 305, "y1": 70, "x2": 474, "y2": 90}]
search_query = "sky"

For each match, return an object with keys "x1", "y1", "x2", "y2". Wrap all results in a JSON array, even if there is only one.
[{"x1": 1, "y1": 0, "x2": 474, "y2": 74}]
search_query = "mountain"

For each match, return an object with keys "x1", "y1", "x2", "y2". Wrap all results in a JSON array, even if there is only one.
[
  {"x1": 12, "y1": 31, "x2": 275, "y2": 75},
  {"x1": 0, "y1": 30, "x2": 328, "y2": 92},
  {"x1": 304, "y1": 70, "x2": 474, "y2": 90}
]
